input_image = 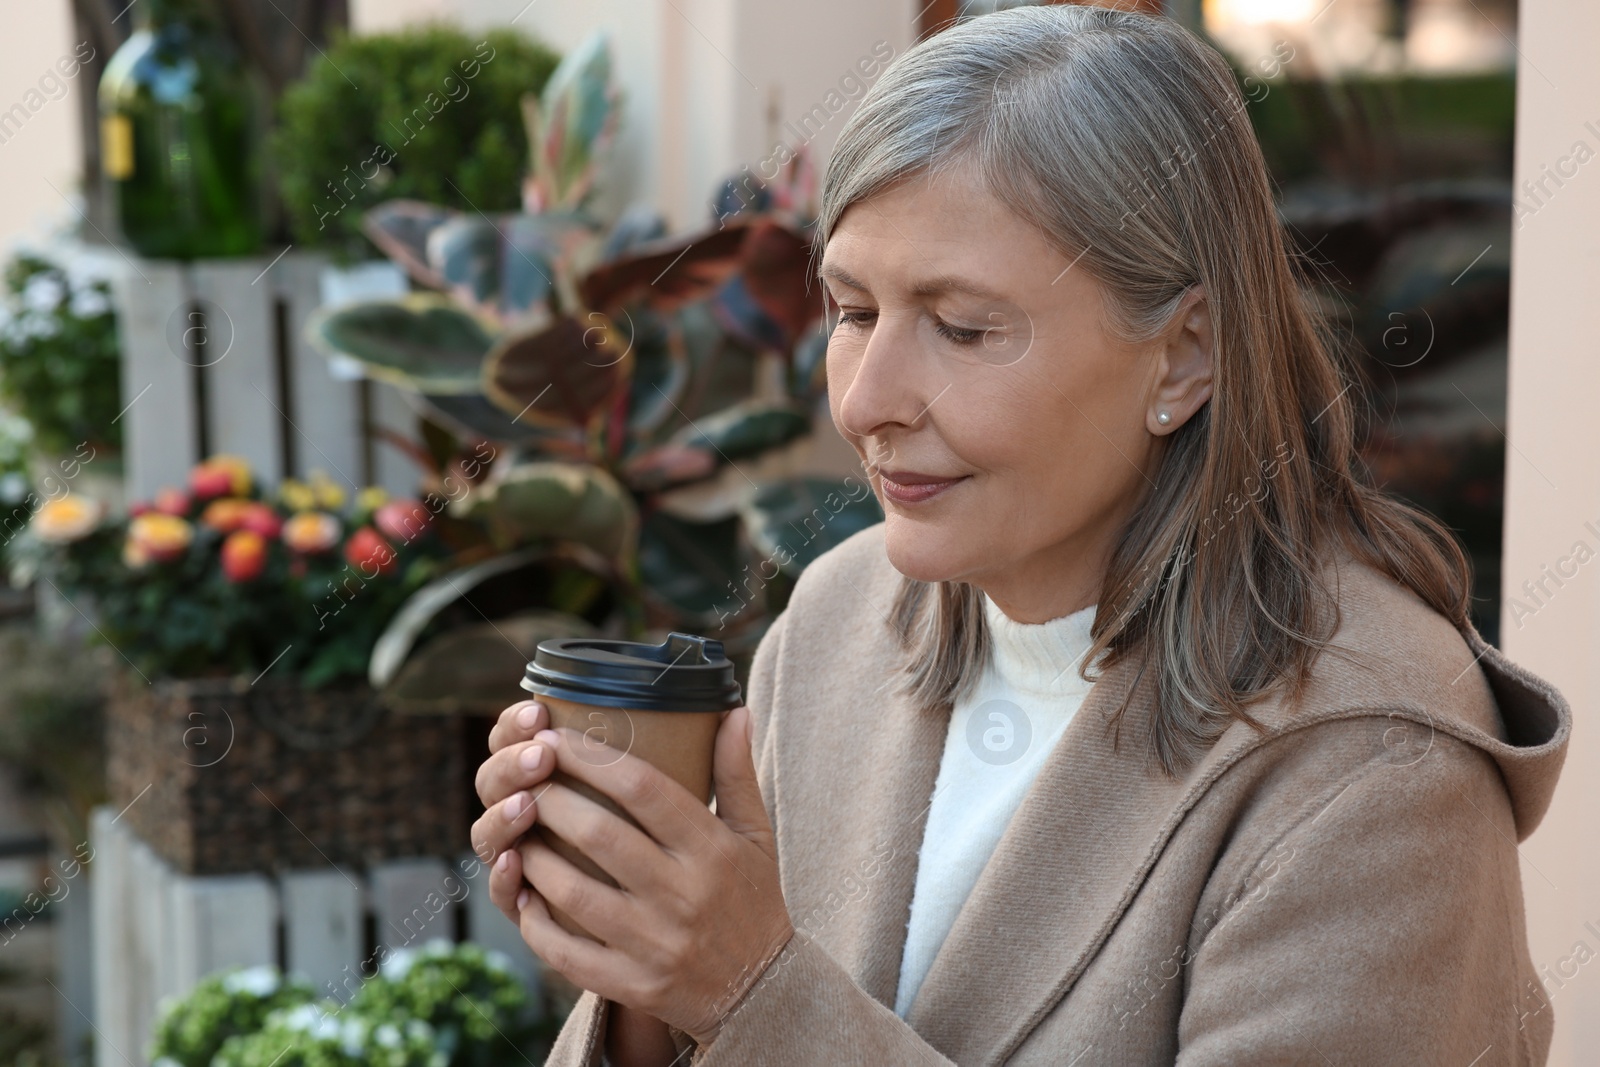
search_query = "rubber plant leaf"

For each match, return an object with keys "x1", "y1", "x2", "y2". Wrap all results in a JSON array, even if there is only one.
[
  {"x1": 637, "y1": 509, "x2": 746, "y2": 628},
  {"x1": 578, "y1": 220, "x2": 751, "y2": 313},
  {"x1": 665, "y1": 399, "x2": 811, "y2": 464},
  {"x1": 368, "y1": 547, "x2": 548, "y2": 689},
  {"x1": 383, "y1": 610, "x2": 598, "y2": 717},
  {"x1": 523, "y1": 30, "x2": 621, "y2": 214},
  {"x1": 461, "y1": 460, "x2": 638, "y2": 561},
  {"x1": 740, "y1": 476, "x2": 885, "y2": 579},
  {"x1": 361, "y1": 199, "x2": 455, "y2": 290},
  {"x1": 482, "y1": 311, "x2": 631, "y2": 429},
  {"x1": 308, "y1": 293, "x2": 496, "y2": 394}
]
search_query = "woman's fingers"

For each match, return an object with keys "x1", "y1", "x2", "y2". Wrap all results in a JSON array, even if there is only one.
[
  {"x1": 474, "y1": 737, "x2": 555, "y2": 813},
  {"x1": 533, "y1": 726, "x2": 714, "y2": 857},
  {"x1": 519, "y1": 832, "x2": 637, "y2": 954},
  {"x1": 471, "y1": 785, "x2": 541, "y2": 869},
  {"x1": 532, "y1": 779, "x2": 675, "y2": 896},
  {"x1": 488, "y1": 845, "x2": 527, "y2": 926},
  {"x1": 488, "y1": 699, "x2": 548, "y2": 754},
  {"x1": 514, "y1": 871, "x2": 625, "y2": 998}
]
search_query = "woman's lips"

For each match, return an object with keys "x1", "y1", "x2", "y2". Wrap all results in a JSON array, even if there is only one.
[{"x1": 879, "y1": 470, "x2": 968, "y2": 505}]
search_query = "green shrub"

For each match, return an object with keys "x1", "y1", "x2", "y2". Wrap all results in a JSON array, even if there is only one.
[{"x1": 274, "y1": 25, "x2": 560, "y2": 256}]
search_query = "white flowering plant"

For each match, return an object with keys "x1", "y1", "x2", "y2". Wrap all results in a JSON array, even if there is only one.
[
  {"x1": 149, "y1": 966, "x2": 317, "y2": 1067},
  {"x1": 148, "y1": 944, "x2": 549, "y2": 1067},
  {"x1": 349, "y1": 940, "x2": 541, "y2": 1067}
]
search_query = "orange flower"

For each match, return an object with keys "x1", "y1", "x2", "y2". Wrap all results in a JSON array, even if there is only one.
[
  {"x1": 126, "y1": 513, "x2": 194, "y2": 563},
  {"x1": 31, "y1": 496, "x2": 101, "y2": 544},
  {"x1": 200, "y1": 498, "x2": 253, "y2": 533},
  {"x1": 221, "y1": 530, "x2": 267, "y2": 582},
  {"x1": 282, "y1": 511, "x2": 341, "y2": 554}
]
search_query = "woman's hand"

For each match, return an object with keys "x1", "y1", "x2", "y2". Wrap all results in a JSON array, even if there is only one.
[
  {"x1": 515, "y1": 704, "x2": 794, "y2": 1047},
  {"x1": 471, "y1": 699, "x2": 557, "y2": 926}
]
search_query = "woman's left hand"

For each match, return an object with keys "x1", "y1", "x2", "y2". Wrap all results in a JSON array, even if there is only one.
[{"x1": 514, "y1": 704, "x2": 794, "y2": 1047}]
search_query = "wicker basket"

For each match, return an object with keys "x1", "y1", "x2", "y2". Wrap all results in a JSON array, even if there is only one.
[{"x1": 106, "y1": 672, "x2": 472, "y2": 876}]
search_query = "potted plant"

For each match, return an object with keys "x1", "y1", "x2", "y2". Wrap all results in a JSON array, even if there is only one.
[{"x1": 20, "y1": 453, "x2": 481, "y2": 875}]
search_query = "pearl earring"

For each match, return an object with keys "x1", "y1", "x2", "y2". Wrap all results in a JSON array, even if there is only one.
[{"x1": 1157, "y1": 410, "x2": 1172, "y2": 425}]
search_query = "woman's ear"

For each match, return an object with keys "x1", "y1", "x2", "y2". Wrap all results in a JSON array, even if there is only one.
[{"x1": 1146, "y1": 286, "x2": 1214, "y2": 436}]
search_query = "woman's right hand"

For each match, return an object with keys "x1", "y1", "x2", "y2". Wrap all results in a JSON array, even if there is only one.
[{"x1": 472, "y1": 698, "x2": 557, "y2": 927}]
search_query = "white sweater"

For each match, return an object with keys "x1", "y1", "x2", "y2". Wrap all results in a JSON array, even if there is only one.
[{"x1": 893, "y1": 593, "x2": 1099, "y2": 1019}]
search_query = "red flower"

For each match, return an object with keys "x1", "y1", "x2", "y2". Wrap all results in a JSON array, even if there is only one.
[
  {"x1": 221, "y1": 530, "x2": 267, "y2": 582},
  {"x1": 239, "y1": 502, "x2": 283, "y2": 539},
  {"x1": 154, "y1": 488, "x2": 191, "y2": 516},
  {"x1": 374, "y1": 499, "x2": 433, "y2": 544},
  {"x1": 189, "y1": 465, "x2": 234, "y2": 500},
  {"x1": 344, "y1": 525, "x2": 397, "y2": 576}
]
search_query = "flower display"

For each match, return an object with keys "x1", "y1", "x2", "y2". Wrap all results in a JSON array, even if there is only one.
[
  {"x1": 30, "y1": 454, "x2": 449, "y2": 687},
  {"x1": 283, "y1": 511, "x2": 341, "y2": 554},
  {"x1": 30, "y1": 495, "x2": 101, "y2": 543}
]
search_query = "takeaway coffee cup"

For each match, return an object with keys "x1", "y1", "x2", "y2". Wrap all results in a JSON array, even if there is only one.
[{"x1": 520, "y1": 631, "x2": 743, "y2": 941}]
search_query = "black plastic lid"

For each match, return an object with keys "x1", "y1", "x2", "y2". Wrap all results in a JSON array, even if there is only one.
[{"x1": 521, "y1": 632, "x2": 743, "y2": 713}]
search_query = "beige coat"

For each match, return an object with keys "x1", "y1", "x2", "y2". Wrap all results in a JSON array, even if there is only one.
[{"x1": 545, "y1": 523, "x2": 1571, "y2": 1065}]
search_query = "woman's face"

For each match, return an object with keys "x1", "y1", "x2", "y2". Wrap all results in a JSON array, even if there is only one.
[{"x1": 821, "y1": 164, "x2": 1209, "y2": 621}]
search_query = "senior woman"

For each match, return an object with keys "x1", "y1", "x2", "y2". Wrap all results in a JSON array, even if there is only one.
[{"x1": 471, "y1": 6, "x2": 1570, "y2": 1065}]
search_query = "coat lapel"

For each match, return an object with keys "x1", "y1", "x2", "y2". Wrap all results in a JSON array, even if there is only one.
[
  {"x1": 769, "y1": 597, "x2": 950, "y2": 1009},
  {"x1": 904, "y1": 652, "x2": 1200, "y2": 1064}
]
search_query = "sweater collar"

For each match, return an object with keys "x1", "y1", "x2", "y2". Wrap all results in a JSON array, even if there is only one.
[{"x1": 981, "y1": 593, "x2": 1098, "y2": 697}]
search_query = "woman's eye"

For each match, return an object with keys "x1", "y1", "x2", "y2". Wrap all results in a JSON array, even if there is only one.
[
  {"x1": 834, "y1": 309, "x2": 876, "y2": 330},
  {"x1": 934, "y1": 320, "x2": 985, "y2": 345}
]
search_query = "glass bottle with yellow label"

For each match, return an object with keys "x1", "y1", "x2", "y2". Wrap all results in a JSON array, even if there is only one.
[{"x1": 98, "y1": 0, "x2": 264, "y2": 259}]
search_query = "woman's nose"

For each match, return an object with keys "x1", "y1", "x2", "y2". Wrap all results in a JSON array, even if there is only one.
[{"x1": 835, "y1": 313, "x2": 936, "y2": 440}]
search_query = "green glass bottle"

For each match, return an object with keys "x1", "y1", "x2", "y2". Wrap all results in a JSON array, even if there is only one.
[{"x1": 98, "y1": 0, "x2": 265, "y2": 258}]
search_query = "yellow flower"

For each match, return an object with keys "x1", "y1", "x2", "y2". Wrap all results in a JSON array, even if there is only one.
[
  {"x1": 356, "y1": 486, "x2": 388, "y2": 513},
  {"x1": 126, "y1": 513, "x2": 194, "y2": 563},
  {"x1": 278, "y1": 479, "x2": 315, "y2": 512},
  {"x1": 307, "y1": 469, "x2": 346, "y2": 510},
  {"x1": 32, "y1": 496, "x2": 102, "y2": 544}
]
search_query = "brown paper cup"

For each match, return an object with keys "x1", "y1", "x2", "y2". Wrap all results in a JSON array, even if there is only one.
[{"x1": 534, "y1": 693, "x2": 723, "y2": 943}]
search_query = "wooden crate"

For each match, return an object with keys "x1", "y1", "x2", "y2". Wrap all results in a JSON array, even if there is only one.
[
  {"x1": 89, "y1": 808, "x2": 550, "y2": 1067},
  {"x1": 109, "y1": 251, "x2": 422, "y2": 502}
]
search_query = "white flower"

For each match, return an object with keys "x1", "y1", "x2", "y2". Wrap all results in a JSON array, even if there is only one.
[
  {"x1": 339, "y1": 1015, "x2": 369, "y2": 1057},
  {"x1": 485, "y1": 949, "x2": 512, "y2": 973},
  {"x1": 21, "y1": 276, "x2": 65, "y2": 313},
  {"x1": 221, "y1": 965, "x2": 280, "y2": 997},
  {"x1": 70, "y1": 287, "x2": 109, "y2": 319},
  {"x1": 374, "y1": 1023, "x2": 402, "y2": 1049},
  {"x1": 380, "y1": 946, "x2": 417, "y2": 979}
]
